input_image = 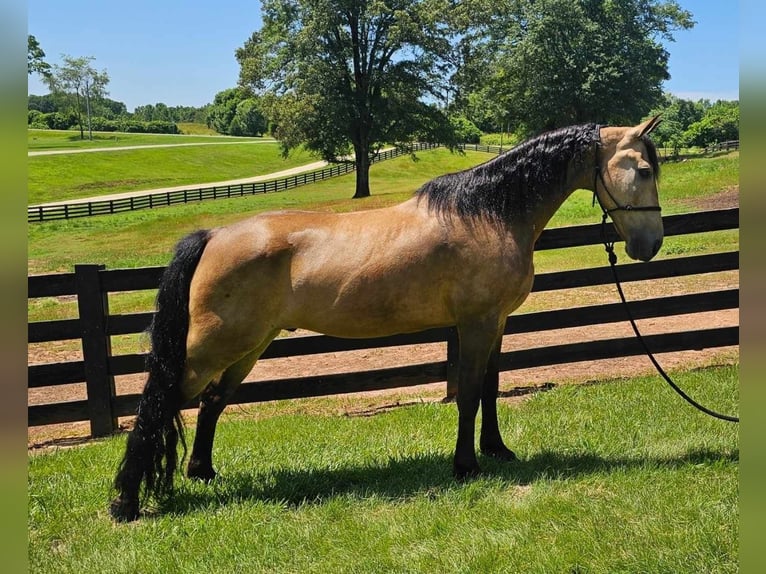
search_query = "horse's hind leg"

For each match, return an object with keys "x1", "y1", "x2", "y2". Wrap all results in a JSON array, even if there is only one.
[
  {"x1": 187, "y1": 349, "x2": 261, "y2": 481},
  {"x1": 479, "y1": 336, "x2": 516, "y2": 461}
]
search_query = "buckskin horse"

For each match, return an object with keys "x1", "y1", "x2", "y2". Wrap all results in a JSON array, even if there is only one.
[{"x1": 110, "y1": 117, "x2": 663, "y2": 521}]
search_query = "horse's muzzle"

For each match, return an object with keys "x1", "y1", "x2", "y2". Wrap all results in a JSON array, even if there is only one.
[{"x1": 627, "y1": 236, "x2": 663, "y2": 262}]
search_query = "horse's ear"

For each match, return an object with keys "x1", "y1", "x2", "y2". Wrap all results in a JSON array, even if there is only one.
[{"x1": 627, "y1": 114, "x2": 663, "y2": 140}]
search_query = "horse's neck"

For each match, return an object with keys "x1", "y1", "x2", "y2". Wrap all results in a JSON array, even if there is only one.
[{"x1": 525, "y1": 154, "x2": 595, "y2": 244}]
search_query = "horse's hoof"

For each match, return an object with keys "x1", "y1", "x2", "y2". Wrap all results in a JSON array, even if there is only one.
[
  {"x1": 453, "y1": 462, "x2": 482, "y2": 481},
  {"x1": 109, "y1": 496, "x2": 140, "y2": 522},
  {"x1": 480, "y1": 444, "x2": 517, "y2": 462},
  {"x1": 187, "y1": 461, "x2": 217, "y2": 482}
]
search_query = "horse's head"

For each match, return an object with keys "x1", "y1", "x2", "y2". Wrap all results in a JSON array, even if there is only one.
[{"x1": 596, "y1": 116, "x2": 664, "y2": 262}]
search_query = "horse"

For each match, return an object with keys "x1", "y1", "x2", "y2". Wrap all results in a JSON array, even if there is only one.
[{"x1": 110, "y1": 117, "x2": 663, "y2": 521}]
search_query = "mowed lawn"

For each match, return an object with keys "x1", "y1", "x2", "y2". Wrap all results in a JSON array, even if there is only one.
[
  {"x1": 29, "y1": 365, "x2": 738, "y2": 573},
  {"x1": 28, "y1": 142, "x2": 315, "y2": 205}
]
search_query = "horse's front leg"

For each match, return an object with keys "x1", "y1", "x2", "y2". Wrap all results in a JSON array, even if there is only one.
[
  {"x1": 453, "y1": 321, "x2": 503, "y2": 479},
  {"x1": 479, "y1": 336, "x2": 516, "y2": 461}
]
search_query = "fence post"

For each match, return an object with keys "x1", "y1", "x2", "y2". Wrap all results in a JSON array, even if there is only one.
[
  {"x1": 75, "y1": 264, "x2": 118, "y2": 437},
  {"x1": 446, "y1": 326, "x2": 459, "y2": 399}
]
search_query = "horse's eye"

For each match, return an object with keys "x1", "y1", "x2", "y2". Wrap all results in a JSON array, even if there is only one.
[{"x1": 638, "y1": 167, "x2": 652, "y2": 179}]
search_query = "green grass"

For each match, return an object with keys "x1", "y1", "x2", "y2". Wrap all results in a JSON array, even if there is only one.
[
  {"x1": 28, "y1": 364, "x2": 738, "y2": 573},
  {"x1": 28, "y1": 128, "x2": 268, "y2": 150},
  {"x1": 480, "y1": 132, "x2": 523, "y2": 147},
  {"x1": 176, "y1": 123, "x2": 225, "y2": 136},
  {"x1": 28, "y1": 143, "x2": 313, "y2": 205}
]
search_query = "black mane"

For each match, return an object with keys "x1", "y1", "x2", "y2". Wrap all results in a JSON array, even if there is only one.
[{"x1": 416, "y1": 123, "x2": 601, "y2": 223}]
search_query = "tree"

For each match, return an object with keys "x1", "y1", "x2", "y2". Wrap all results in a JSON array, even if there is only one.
[
  {"x1": 231, "y1": 98, "x2": 268, "y2": 136},
  {"x1": 45, "y1": 55, "x2": 110, "y2": 140},
  {"x1": 206, "y1": 87, "x2": 249, "y2": 135},
  {"x1": 453, "y1": 0, "x2": 694, "y2": 135},
  {"x1": 27, "y1": 94, "x2": 58, "y2": 114},
  {"x1": 684, "y1": 100, "x2": 739, "y2": 148},
  {"x1": 645, "y1": 94, "x2": 705, "y2": 156},
  {"x1": 645, "y1": 95, "x2": 739, "y2": 154},
  {"x1": 28, "y1": 35, "x2": 51, "y2": 78},
  {"x1": 237, "y1": 0, "x2": 459, "y2": 198}
]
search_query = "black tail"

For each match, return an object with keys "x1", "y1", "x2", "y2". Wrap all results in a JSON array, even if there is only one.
[{"x1": 110, "y1": 229, "x2": 210, "y2": 521}]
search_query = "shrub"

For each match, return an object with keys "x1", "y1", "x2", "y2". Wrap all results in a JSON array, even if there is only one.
[
  {"x1": 28, "y1": 109, "x2": 44, "y2": 125},
  {"x1": 115, "y1": 119, "x2": 178, "y2": 134},
  {"x1": 450, "y1": 115, "x2": 482, "y2": 144},
  {"x1": 88, "y1": 117, "x2": 120, "y2": 132},
  {"x1": 42, "y1": 112, "x2": 76, "y2": 130},
  {"x1": 145, "y1": 121, "x2": 180, "y2": 134}
]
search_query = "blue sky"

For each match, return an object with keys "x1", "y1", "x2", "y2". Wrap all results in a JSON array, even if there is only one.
[{"x1": 27, "y1": 1, "x2": 739, "y2": 112}]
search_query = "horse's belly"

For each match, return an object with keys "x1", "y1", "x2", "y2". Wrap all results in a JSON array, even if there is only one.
[{"x1": 286, "y1": 276, "x2": 455, "y2": 338}]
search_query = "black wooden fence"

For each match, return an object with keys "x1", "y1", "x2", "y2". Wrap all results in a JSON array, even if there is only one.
[
  {"x1": 28, "y1": 208, "x2": 739, "y2": 436},
  {"x1": 27, "y1": 143, "x2": 442, "y2": 224}
]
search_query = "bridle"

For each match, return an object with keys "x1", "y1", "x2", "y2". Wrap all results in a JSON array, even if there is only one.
[{"x1": 590, "y1": 130, "x2": 738, "y2": 423}]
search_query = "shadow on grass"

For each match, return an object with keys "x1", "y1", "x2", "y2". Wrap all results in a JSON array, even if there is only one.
[{"x1": 163, "y1": 447, "x2": 738, "y2": 518}]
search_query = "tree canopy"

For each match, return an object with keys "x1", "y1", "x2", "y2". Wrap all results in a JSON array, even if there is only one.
[
  {"x1": 28, "y1": 35, "x2": 51, "y2": 78},
  {"x1": 237, "y1": 0, "x2": 459, "y2": 198},
  {"x1": 451, "y1": 0, "x2": 694, "y2": 135},
  {"x1": 206, "y1": 88, "x2": 268, "y2": 136},
  {"x1": 646, "y1": 95, "x2": 739, "y2": 154}
]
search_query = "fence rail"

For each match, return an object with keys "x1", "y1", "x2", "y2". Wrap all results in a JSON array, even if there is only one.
[
  {"x1": 28, "y1": 143, "x2": 444, "y2": 224},
  {"x1": 704, "y1": 140, "x2": 739, "y2": 153},
  {"x1": 28, "y1": 208, "x2": 739, "y2": 436}
]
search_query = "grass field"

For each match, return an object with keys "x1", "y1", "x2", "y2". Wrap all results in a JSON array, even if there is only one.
[
  {"x1": 27, "y1": 148, "x2": 491, "y2": 273},
  {"x1": 28, "y1": 142, "x2": 312, "y2": 205},
  {"x1": 28, "y1": 364, "x2": 738, "y2": 573}
]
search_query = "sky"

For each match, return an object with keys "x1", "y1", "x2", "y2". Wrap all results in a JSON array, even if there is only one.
[{"x1": 27, "y1": 1, "x2": 739, "y2": 112}]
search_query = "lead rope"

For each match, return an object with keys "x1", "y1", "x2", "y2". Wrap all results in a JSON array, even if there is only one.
[{"x1": 597, "y1": 209, "x2": 739, "y2": 423}]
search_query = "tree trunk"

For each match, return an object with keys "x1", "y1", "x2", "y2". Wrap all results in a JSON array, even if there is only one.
[
  {"x1": 74, "y1": 92, "x2": 84, "y2": 140},
  {"x1": 352, "y1": 142, "x2": 371, "y2": 199},
  {"x1": 85, "y1": 85, "x2": 93, "y2": 141}
]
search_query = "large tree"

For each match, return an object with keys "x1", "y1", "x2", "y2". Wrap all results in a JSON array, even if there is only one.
[
  {"x1": 453, "y1": 0, "x2": 694, "y2": 135},
  {"x1": 45, "y1": 55, "x2": 109, "y2": 140},
  {"x1": 237, "y1": 0, "x2": 458, "y2": 198}
]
